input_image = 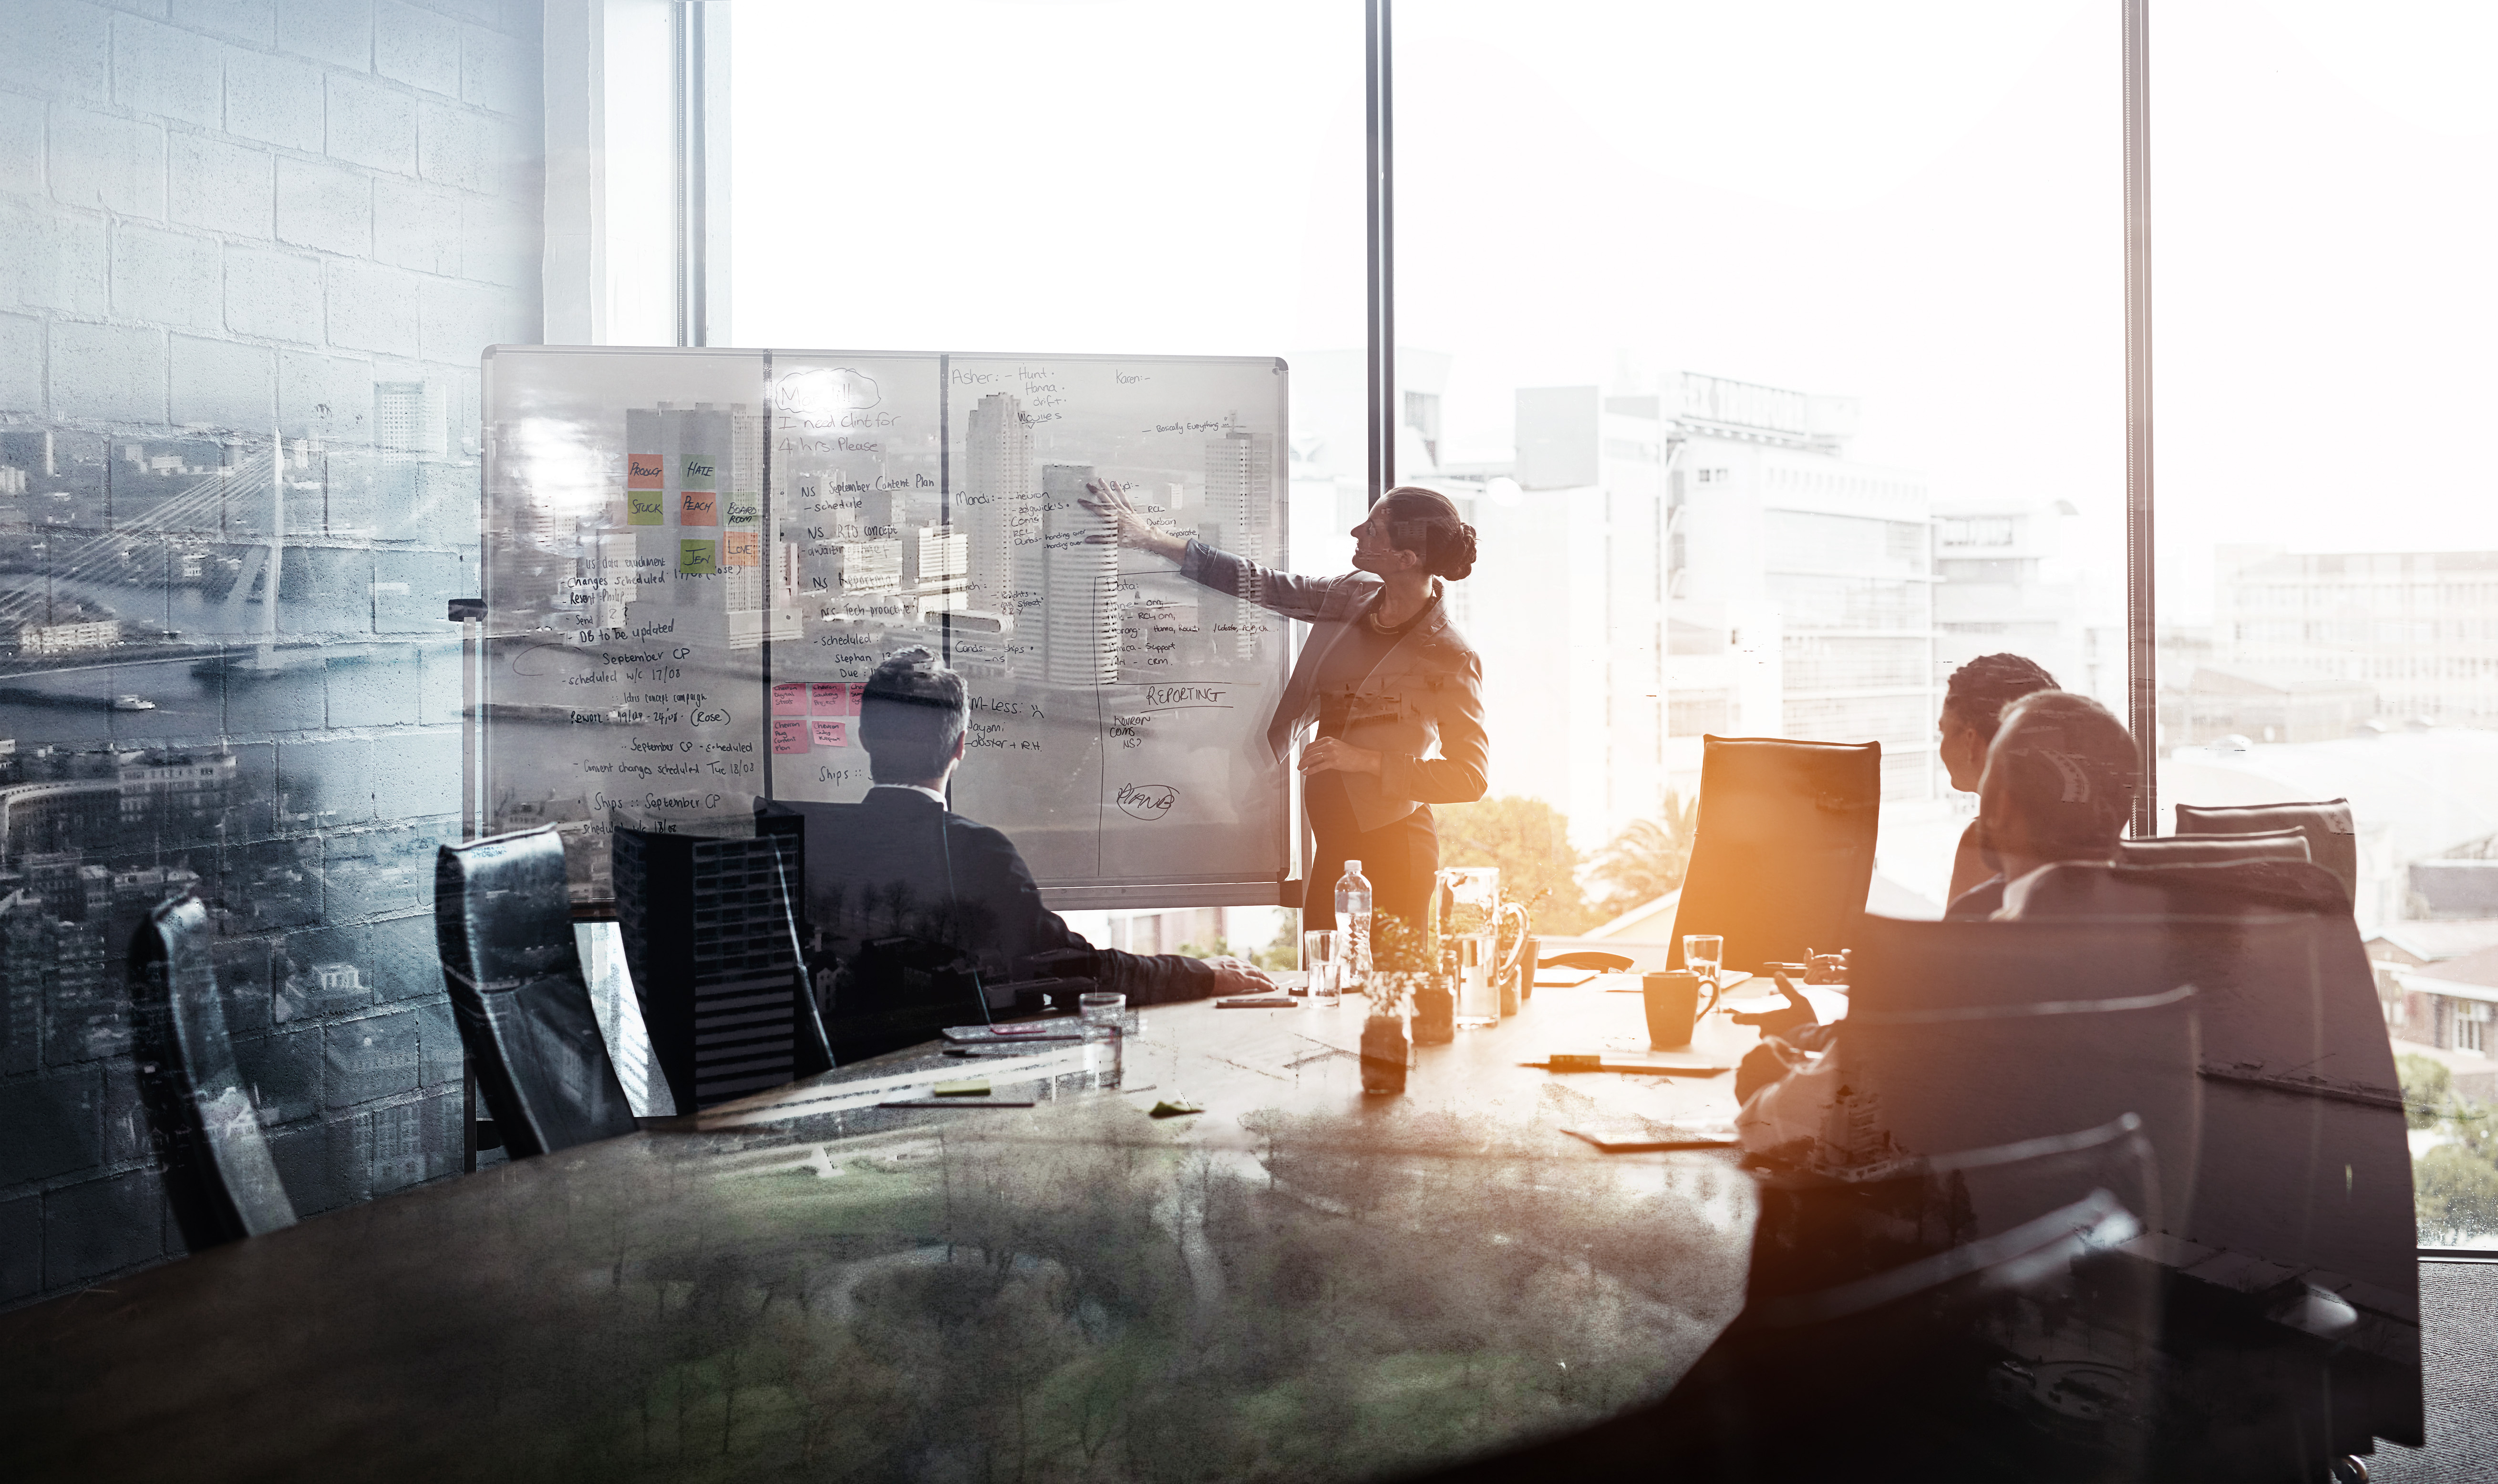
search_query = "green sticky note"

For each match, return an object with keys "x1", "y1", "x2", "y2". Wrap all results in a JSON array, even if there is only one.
[
  {"x1": 678, "y1": 538, "x2": 718, "y2": 575},
  {"x1": 932, "y1": 1078, "x2": 990, "y2": 1098},
  {"x1": 1148, "y1": 1100, "x2": 1204, "y2": 1118},
  {"x1": 626, "y1": 490, "x2": 664, "y2": 526}
]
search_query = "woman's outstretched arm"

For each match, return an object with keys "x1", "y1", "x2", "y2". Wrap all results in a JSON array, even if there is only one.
[{"x1": 1079, "y1": 479, "x2": 1343, "y2": 622}]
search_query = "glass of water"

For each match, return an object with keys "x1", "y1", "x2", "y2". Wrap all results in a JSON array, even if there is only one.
[
  {"x1": 1303, "y1": 929, "x2": 1341, "y2": 1006},
  {"x1": 1454, "y1": 932, "x2": 1499, "y2": 1028},
  {"x1": 1079, "y1": 990, "x2": 1125, "y2": 1089},
  {"x1": 1683, "y1": 934, "x2": 1724, "y2": 1011}
]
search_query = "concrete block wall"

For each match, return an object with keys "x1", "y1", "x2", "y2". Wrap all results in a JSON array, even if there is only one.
[{"x1": 0, "y1": 0, "x2": 543, "y2": 1311}]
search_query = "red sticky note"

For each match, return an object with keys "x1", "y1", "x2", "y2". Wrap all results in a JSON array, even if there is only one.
[
  {"x1": 771, "y1": 717, "x2": 809, "y2": 754},
  {"x1": 810, "y1": 719, "x2": 847, "y2": 749},
  {"x1": 771, "y1": 683, "x2": 806, "y2": 716},
  {"x1": 625, "y1": 454, "x2": 664, "y2": 488}
]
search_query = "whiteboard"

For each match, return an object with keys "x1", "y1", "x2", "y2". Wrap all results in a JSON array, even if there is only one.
[{"x1": 477, "y1": 346, "x2": 1293, "y2": 907}]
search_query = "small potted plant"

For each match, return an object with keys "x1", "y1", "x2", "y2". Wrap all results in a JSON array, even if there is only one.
[{"x1": 1361, "y1": 914, "x2": 1432, "y2": 1091}]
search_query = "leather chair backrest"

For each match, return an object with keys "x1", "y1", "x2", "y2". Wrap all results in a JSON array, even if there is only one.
[
  {"x1": 1669, "y1": 736, "x2": 1881, "y2": 973},
  {"x1": 435, "y1": 827, "x2": 637, "y2": 1156},
  {"x1": 761, "y1": 797, "x2": 991, "y2": 1064},
  {"x1": 2117, "y1": 827, "x2": 2312, "y2": 871},
  {"x1": 2002, "y1": 861, "x2": 2417, "y2": 1317},
  {"x1": 1840, "y1": 914, "x2": 2202, "y2": 1241},
  {"x1": 2176, "y1": 797, "x2": 2360, "y2": 901},
  {"x1": 130, "y1": 898, "x2": 297, "y2": 1247}
]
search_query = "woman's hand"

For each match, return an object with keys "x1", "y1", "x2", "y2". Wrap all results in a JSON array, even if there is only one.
[
  {"x1": 1079, "y1": 479, "x2": 1188, "y2": 560},
  {"x1": 1298, "y1": 737, "x2": 1382, "y2": 777}
]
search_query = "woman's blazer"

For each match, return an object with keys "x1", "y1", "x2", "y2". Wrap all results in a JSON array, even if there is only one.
[{"x1": 1180, "y1": 540, "x2": 1488, "y2": 834}]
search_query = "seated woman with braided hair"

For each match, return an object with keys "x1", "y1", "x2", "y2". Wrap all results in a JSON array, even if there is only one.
[
  {"x1": 1936, "y1": 652, "x2": 2061, "y2": 913},
  {"x1": 1080, "y1": 482, "x2": 1489, "y2": 931}
]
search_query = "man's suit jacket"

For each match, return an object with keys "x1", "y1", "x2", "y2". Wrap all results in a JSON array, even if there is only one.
[{"x1": 763, "y1": 789, "x2": 1221, "y2": 1060}]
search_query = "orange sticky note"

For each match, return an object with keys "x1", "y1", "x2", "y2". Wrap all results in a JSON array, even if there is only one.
[
  {"x1": 626, "y1": 454, "x2": 664, "y2": 488},
  {"x1": 722, "y1": 529, "x2": 757, "y2": 566},
  {"x1": 681, "y1": 490, "x2": 718, "y2": 526}
]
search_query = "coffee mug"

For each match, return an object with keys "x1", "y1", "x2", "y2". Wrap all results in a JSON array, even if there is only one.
[{"x1": 1642, "y1": 970, "x2": 1703, "y2": 1049}]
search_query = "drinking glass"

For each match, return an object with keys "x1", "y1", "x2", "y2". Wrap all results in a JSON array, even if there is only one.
[
  {"x1": 1454, "y1": 932, "x2": 1499, "y2": 1028},
  {"x1": 1683, "y1": 934, "x2": 1724, "y2": 1004},
  {"x1": 1079, "y1": 991, "x2": 1125, "y2": 1089},
  {"x1": 1303, "y1": 929, "x2": 1341, "y2": 1006}
]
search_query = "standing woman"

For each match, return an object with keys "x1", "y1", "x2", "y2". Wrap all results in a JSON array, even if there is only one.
[{"x1": 1083, "y1": 483, "x2": 1488, "y2": 929}]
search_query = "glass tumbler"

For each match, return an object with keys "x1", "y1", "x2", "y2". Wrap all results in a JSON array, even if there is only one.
[
  {"x1": 1079, "y1": 990, "x2": 1125, "y2": 1089},
  {"x1": 1683, "y1": 934, "x2": 1725, "y2": 1011},
  {"x1": 1303, "y1": 928, "x2": 1341, "y2": 1006}
]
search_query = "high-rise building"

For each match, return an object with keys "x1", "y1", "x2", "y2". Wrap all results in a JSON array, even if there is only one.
[
  {"x1": 612, "y1": 814, "x2": 829, "y2": 1109},
  {"x1": 2213, "y1": 547, "x2": 2498, "y2": 728},
  {"x1": 1205, "y1": 415, "x2": 1275, "y2": 662},
  {"x1": 960, "y1": 392, "x2": 1036, "y2": 615},
  {"x1": 1933, "y1": 498, "x2": 2119, "y2": 711},
  {"x1": 1014, "y1": 465, "x2": 1118, "y2": 687},
  {"x1": 1454, "y1": 372, "x2": 1937, "y2": 850},
  {"x1": 915, "y1": 525, "x2": 970, "y2": 619}
]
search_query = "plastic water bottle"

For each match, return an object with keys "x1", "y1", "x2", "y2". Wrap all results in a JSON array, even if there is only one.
[{"x1": 1335, "y1": 858, "x2": 1374, "y2": 992}]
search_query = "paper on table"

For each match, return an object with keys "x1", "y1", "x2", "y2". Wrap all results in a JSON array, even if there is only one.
[
  {"x1": 1561, "y1": 1123, "x2": 1740, "y2": 1153},
  {"x1": 1538, "y1": 1051, "x2": 1733, "y2": 1077},
  {"x1": 698, "y1": 1045, "x2": 1090, "y2": 1128}
]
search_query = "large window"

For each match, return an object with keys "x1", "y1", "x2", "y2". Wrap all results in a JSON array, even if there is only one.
[
  {"x1": 2158, "y1": 0, "x2": 2498, "y2": 1249},
  {"x1": 1394, "y1": 0, "x2": 2122, "y2": 920}
]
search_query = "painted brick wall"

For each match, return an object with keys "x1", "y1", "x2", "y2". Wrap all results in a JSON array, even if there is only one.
[{"x1": 0, "y1": 0, "x2": 542, "y2": 1311}]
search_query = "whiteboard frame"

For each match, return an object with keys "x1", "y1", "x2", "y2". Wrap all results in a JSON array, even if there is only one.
[{"x1": 477, "y1": 343, "x2": 1300, "y2": 911}]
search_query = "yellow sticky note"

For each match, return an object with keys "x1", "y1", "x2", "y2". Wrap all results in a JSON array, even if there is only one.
[{"x1": 931, "y1": 1078, "x2": 990, "y2": 1098}]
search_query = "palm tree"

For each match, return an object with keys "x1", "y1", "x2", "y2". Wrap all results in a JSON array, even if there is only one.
[{"x1": 1588, "y1": 791, "x2": 1700, "y2": 920}]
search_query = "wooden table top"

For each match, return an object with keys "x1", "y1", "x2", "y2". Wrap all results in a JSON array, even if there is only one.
[{"x1": 0, "y1": 978, "x2": 1768, "y2": 1483}]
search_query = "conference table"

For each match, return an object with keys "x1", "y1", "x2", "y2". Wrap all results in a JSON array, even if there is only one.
[{"x1": 0, "y1": 975, "x2": 1788, "y2": 1482}]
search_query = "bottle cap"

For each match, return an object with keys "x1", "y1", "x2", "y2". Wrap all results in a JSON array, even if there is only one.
[{"x1": 1344, "y1": 859, "x2": 1362, "y2": 874}]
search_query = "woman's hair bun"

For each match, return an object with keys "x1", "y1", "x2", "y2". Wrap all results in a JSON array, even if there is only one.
[{"x1": 1379, "y1": 486, "x2": 1477, "y2": 581}]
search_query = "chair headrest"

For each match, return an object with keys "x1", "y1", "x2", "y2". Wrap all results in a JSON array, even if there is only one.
[
  {"x1": 2003, "y1": 857, "x2": 2351, "y2": 920},
  {"x1": 435, "y1": 826, "x2": 576, "y2": 993},
  {"x1": 2116, "y1": 828, "x2": 2311, "y2": 869}
]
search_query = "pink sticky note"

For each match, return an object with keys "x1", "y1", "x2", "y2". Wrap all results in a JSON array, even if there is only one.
[
  {"x1": 771, "y1": 682, "x2": 807, "y2": 716},
  {"x1": 809, "y1": 681, "x2": 847, "y2": 715},
  {"x1": 771, "y1": 717, "x2": 810, "y2": 754},
  {"x1": 810, "y1": 719, "x2": 847, "y2": 749}
]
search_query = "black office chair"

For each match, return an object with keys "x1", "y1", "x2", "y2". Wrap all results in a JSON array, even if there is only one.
[
  {"x1": 762, "y1": 797, "x2": 1002, "y2": 1065},
  {"x1": 130, "y1": 897, "x2": 297, "y2": 1249},
  {"x1": 1667, "y1": 735, "x2": 1881, "y2": 973},
  {"x1": 2176, "y1": 797, "x2": 2360, "y2": 901},
  {"x1": 1420, "y1": 1115, "x2": 2171, "y2": 1482},
  {"x1": 435, "y1": 827, "x2": 638, "y2": 1156},
  {"x1": 2116, "y1": 827, "x2": 2312, "y2": 870},
  {"x1": 2005, "y1": 859, "x2": 2423, "y2": 1458}
]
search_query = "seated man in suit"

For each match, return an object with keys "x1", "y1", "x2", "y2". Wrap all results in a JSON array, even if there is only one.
[
  {"x1": 1739, "y1": 690, "x2": 2140, "y2": 1154},
  {"x1": 772, "y1": 648, "x2": 1276, "y2": 1062}
]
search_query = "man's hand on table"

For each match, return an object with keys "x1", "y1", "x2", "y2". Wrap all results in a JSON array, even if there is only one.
[{"x1": 1206, "y1": 957, "x2": 1279, "y2": 997}]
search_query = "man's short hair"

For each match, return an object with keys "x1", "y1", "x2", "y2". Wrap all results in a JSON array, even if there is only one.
[
  {"x1": 1944, "y1": 653, "x2": 2060, "y2": 741},
  {"x1": 858, "y1": 648, "x2": 968, "y2": 784},
  {"x1": 1986, "y1": 690, "x2": 2139, "y2": 859}
]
